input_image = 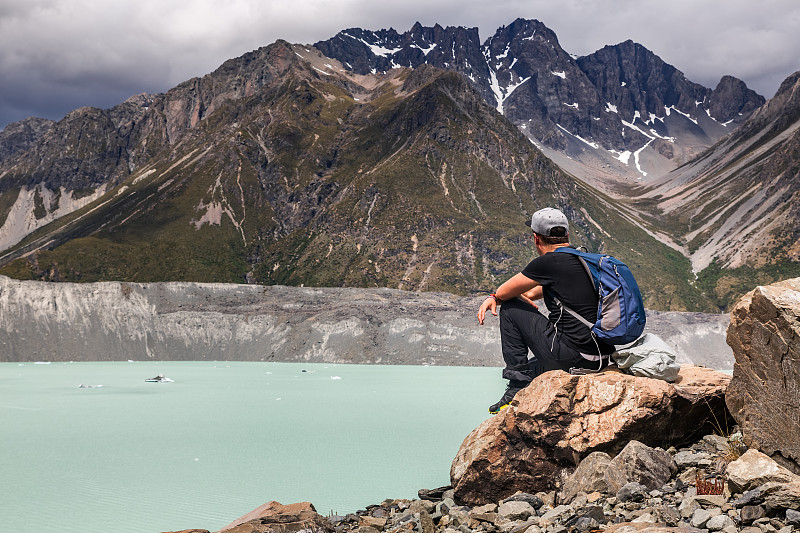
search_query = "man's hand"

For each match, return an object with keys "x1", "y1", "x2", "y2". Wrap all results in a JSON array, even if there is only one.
[
  {"x1": 477, "y1": 296, "x2": 497, "y2": 325},
  {"x1": 518, "y1": 288, "x2": 540, "y2": 309}
]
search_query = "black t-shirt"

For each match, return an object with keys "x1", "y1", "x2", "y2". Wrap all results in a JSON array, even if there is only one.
[{"x1": 521, "y1": 249, "x2": 615, "y2": 355}]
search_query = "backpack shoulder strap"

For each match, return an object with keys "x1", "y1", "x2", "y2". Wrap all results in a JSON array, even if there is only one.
[{"x1": 554, "y1": 297, "x2": 594, "y2": 328}]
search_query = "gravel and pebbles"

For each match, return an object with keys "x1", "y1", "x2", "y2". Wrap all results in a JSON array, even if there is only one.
[{"x1": 327, "y1": 433, "x2": 797, "y2": 533}]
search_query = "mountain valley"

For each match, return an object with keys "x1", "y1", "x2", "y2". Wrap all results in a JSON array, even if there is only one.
[{"x1": 0, "y1": 19, "x2": 797, "y2": 312}]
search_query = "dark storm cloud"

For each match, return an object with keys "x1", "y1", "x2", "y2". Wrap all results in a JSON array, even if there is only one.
[{"x1": 1, "y1": 0, "x2": 798, "y2": 131}]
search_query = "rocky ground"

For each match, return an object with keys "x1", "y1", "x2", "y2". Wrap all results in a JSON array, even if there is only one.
[{"x1": 329, "y1": 437, "x2": 799, "y2": 533}]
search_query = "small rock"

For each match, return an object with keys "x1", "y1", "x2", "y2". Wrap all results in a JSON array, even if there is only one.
[
  {"x1": 754, "y1": 518, "x2": 778, "y2": 533},
  {"x1": 498, "y1": 501, "x2": 535, "y2": 521},
  {"x1": 785, "y1": 509, "x2": 800, "y2": 526},
  {"x1": 740, "y1": 505, "x2": 767, "y2": 524},
  {"x1": 586, "y1": 492, "x2": 602, "y2": 503},
  {"x1": 418, "y1": 486, "x2": 452, "y2": 502},
  {"x1": 740, "y1": 527, "x2": 762, "y2": 533},
  {"x1": 695, "y1": 494, "x2": 726, "y2": 507},
  {"x1": 472, "y1": 504, "x2": 498, "y2": 514},
  {"x1": 564, "y1": 516, "x2": 597, "y2": 531},
  {"x1": 653, "y1": 504, "x2": 681, "y2": 526},
  {"x1": 707, "y1": 514, "x2": 735, "y2": 531},
  {"x1": 359, "y1": 516, "x2": 387, "y2": 530},
  {"x1": 679, "y1": 467, "x2": 698, "y2": 485},
  {"x1": 449, "y1": 510, "x2": 470, "y2": 528},
  {"x1": 570, "y1": 494, "x2": 588, "y2": 508},
  {"x1": 736, "y1": 488, "x2": 766, "y2": 508},
  {"x1": 674, "y1": 451, "x2": 713, "y2": 468},
  {"x1": 469, "y1": 512, "x2": 497, "y2": 524},
  {"x1": 538, "y1": 505, "x2": 571, "y2": 526},
  {"x1": 503, "y1": 493, "x2": 544, "y2": 509},
  {"x1": 616, "y1": 482, "x2": 649, "y2": 503},
  {"x1": 419, "y1": 511, "x2": 434, "y2": 533},
  {"x1": 703, "y1": 434, "x2": 733, "y2": 454},
  {"x1": 409, "y1": 501, "x2": 436, "y2": 515},
  {"x1": 777, "y1": 527, "x2": 793, "y2": 533},
  {"x1": 690, "y1": 508, "x2": 713, "y2": 528},
  {"x1": 537, "y1": 492, "x2": 555, "y2": 508}
]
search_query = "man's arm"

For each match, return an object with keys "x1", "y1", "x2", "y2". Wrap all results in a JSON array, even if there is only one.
[{"x1": 477, "y1": 273, "x2": 541, "y2": 325}]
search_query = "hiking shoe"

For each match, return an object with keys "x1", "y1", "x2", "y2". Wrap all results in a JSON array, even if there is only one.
[{"x1": 488, "y1": 382, "x2": 526, "y2": 414}]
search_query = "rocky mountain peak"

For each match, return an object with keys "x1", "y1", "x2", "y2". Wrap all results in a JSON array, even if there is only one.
[
  {"x1": 708, "y1": 75, "x2": 765, "y2": 122},
  {"x1": 0, "y1": 116, "x2": 56, "y2": 164},
  {"x1": 315, "y1": 20, "x2": 765, "y2": 182}
]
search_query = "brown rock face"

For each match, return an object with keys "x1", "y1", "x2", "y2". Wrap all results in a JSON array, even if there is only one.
[
  {"x1": 450, "y1": 367, "x2": 730, "y2": 505},
  {"x1": 726, "y1": 278, "x2": 800, "y2": 474},
  {"x1": 219, "y1": 501, "x2": 331, "y2": 533}
]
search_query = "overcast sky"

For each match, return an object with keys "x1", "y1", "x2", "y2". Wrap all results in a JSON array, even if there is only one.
[{"x1": 1, "y1": 0, "x2": 799, "y2": 131}]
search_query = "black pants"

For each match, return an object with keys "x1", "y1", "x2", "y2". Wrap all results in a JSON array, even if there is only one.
[{"x1": 499, "y1": 297, "x2": 605, "y2": 383}]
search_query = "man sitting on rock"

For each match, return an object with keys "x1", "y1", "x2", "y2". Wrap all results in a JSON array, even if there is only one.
[{"x1": 477, "y1": 207, "x2": 615, "y2": 414}]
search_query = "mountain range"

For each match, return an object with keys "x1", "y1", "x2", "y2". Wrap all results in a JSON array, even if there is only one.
[{"x1": 0, "y1": 19, "x2": 797, "y2": 312}]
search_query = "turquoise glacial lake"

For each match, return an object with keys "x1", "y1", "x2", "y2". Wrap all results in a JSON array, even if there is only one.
[{"x1": 0, "y1": 361, "x2": 501, "y2": 533}]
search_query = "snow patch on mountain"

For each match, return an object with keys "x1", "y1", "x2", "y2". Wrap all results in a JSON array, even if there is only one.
[
  {"x1": 488, "y1": 71, "x2": 531, "y2": 114},
  {"x1": 557, "y1": 124, "x2": 599, "y2": 149},
  {"x1": 411, "y1": 43, "x2": 437, "y2": 55},
  {"x1": 342, "y1": 32, "x2": 402, "y2": 57}
]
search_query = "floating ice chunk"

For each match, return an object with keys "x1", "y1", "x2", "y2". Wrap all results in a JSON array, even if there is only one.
[
  {"x1": 331, "y1": 376, "x2": 342, "y2": 380},
  {"x1": 621, "y1": 81, "x2": 627, "y2": 87},
  {"x1": 552, "y1": 71, "x2": 566, "y2": 79},
  {"x1": 605, "y1": 102, "x2": 618, "y2": 113},
  {"x1": 564, "y1": 102, "x2": 579, "y2": 109}
]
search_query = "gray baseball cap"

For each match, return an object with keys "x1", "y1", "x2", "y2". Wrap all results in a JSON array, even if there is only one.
[{"x1": 529, "y1": 207, "x2": 569, "y2": 237}]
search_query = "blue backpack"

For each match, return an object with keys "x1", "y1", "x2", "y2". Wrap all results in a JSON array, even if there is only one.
[{"x1": 553, "y1": 247, "x2": 646, "y2": 346}]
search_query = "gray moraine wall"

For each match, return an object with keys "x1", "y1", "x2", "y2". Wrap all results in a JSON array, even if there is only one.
[{"x1": 0, "y1": 276, "x2": 733, "y2": 368}]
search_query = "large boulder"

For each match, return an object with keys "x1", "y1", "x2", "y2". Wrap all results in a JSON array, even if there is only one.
[
  {"x1": 726, "y1": 278, "x2": 800, "y2": 474},
  {"x1": 450, "y1": 367, "x2": 729, "y2": 505},
  {"x1": 726, "y1": 449, "x2": 800, "y2": 493},
  {"x1": 219, "y1": 501, "x2": 331, "y2": 533}
]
